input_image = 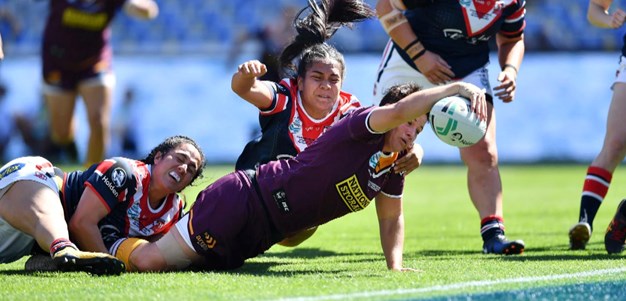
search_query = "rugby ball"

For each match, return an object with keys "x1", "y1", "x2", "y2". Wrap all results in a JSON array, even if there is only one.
[{"x1": 429, "y1": 95, "x2": 486, "y2": 148}]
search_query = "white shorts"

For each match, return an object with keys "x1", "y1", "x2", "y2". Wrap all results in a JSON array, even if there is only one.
[
  {"x1": 41, "y1": 71, "x2": 116, "y2": 95},
  {"x1": 373, "y1": 42, "x2": 493, "y2": 103},
  {"x1": 0, "y1": 156, "x2": 61, "y2": 263}
]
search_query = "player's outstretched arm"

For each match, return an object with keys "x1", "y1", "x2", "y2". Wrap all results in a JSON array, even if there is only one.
[{"x1": 369, "y1": 82, "x2": 487, "y2": 134}]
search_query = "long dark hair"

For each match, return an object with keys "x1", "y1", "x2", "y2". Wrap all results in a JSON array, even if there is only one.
[
  {"x1": 279, "y1": 0, "x2": 375, "y2": 79},
  {"x1": 379, "y1": 83, "x2": 422, "y2": 106},
  {"x1": 141, "y1": 135, "x2": 206, "y2": 185}
]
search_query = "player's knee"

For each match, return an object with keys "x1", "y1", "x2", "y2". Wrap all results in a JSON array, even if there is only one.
[
  {"x1": 603, "y1": 137, "x2": 626, "y2": 158},
  {"x1": 128, "y1": 242, "x2": 165, "y2": 272}
]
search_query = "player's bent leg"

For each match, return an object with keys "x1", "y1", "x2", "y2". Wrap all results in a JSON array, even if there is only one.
[{"x1": 117, "y1": 225, "x2": 200, "y2": 272}]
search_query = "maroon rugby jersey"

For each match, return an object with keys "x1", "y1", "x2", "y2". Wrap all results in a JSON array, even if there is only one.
[
  {"x1": 42, "y1": 0, "x2": 126, "y2": 71},
  {"x1": 256, "y1": 106, "x2": 405, "y2": 237}
]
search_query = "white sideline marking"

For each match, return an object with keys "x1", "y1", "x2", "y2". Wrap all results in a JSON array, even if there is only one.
[{"x1": 278, "y1": 267, "x2": 626, "y2": 301}]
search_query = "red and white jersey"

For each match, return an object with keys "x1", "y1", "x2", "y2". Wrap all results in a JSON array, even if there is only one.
[
  {"x1": 61, "y1": 157, "x2": 184, "y2": 249},
  {"x1": 235, "y1": 78, "x2": 361, "y2": 170}
]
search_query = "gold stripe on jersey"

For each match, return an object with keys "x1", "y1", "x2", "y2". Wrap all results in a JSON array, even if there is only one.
[
  {"x1": 336, "y1": 175, "x2": 371, "y2": 212},
  {"x1": 62, "y1": 8, "x2": 108, "y2": 30}
]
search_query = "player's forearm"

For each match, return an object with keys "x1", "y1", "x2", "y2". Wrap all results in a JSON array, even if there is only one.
[
  {"x1": 231, "y1": 72, "x2": 257, "y2": 96},
  {"x1": 376, "y1": 0, "x2": 425, "y2": 58},
  {"x1": 69, "y1": 222, "x2": 109, "y2": 253},
  {"x1": 379, "y1": 217, "x2": 405, "y2": 270},
  {"x1": 587, "y1": 1, "x2": 616, "y2": 28},
  {"x1": 496, "y1": 34, "x2": 524, "y2": 77}
]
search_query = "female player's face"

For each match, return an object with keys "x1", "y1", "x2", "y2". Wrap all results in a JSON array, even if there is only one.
[
  {"x1": 297, "y1": 60, "x2": 343, "y2": 119},
  {"x1": 383, "y1": 115, "x2": 427, "y2": 152},
  {"x1": 152, "y1": 143, "x2": 202, "y2": 194}
]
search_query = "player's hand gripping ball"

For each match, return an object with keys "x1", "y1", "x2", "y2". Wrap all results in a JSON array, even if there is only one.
[{"x1": 429, "y1": 95, "x2": 486, "y2": 148}]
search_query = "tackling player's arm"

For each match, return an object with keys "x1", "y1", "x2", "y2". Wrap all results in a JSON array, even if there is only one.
[
  {"x1": 393, "y1": 143, "x2": 423, "y2": 175},
  {"x1": 68, "y1": 187, "x2": 111, "y2": 253},
  {"x1": 231, "y1": 60, "x2": 274, "y2": 109}
]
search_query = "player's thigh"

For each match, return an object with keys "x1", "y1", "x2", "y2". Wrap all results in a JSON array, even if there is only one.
[
  {"x1": 78, "y1": 73, "x2": 115, "y2": 124},
  {"x1": 605, "y1": 83, "x2": 626, "y2": 143},
  {"x1": 44, "y1": 90, "x2": 77, "y2": 134}
]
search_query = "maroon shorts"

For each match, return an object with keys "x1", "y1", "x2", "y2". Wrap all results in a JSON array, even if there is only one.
[
  {"x1": 185, "y1": 170, "x2": 276, "y2": 270},
  {"x1": 42, "y1": 57, "x2": 112, "y2": 91}
]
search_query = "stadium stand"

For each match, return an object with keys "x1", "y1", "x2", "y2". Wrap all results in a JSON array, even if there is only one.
[{"x1": 0, "y1": 0, "x2": 625, "y2": 56}]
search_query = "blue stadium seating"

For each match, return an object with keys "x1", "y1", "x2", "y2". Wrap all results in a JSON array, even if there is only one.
[{"x1": 0, "y1": 0, "x2": 624, "y2": 55}]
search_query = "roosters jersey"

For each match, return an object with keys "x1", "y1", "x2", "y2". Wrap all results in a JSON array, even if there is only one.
[
  {"x1": 235, "y1": 78, "x2": 361, "y2": 170},
  {"x1": 395, "y1": 0, "x2": 526, "y2": 78},
  {"x1": 60, "y1": 157, "x2": 183, "y2": 249},
  {"x1": 42, "y1": 0, "x2": 126, "y2": 71},
  {"x1": 256, "y1": 106, "x2": 405, "y2": 237}
]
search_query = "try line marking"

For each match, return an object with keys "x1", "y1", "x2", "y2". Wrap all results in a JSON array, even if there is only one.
[{"x1": 278, "y1": 267, "x2": 626, "y2": 301}]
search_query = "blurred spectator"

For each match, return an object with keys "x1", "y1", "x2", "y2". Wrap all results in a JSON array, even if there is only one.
[
  {"x1": 0, "y1": 83, "x2": 11, "y2": 161},
  {"x1": 12, "y1": 97, "x2": 56, "y2": 159},
  {"x1": 228, "y1": 5, "x2": 298, "y2": 82},
  {"x1": 41, "y1": 0, "x2": 158, "y2": 166},
  {"x1": 111, "y1": 86, "x2": 139, "y2": 159},
  {"x1": 0, "y1": 7, "x2": 22, "y2": 49}
]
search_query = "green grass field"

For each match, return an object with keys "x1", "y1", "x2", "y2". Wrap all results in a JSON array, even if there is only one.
[{"x1": 2, "y1": 164, "x2": 626, "y2": 300}]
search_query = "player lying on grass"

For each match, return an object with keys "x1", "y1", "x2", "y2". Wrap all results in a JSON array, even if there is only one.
[
  {"x1": 0, "y1": 135, "x2": 204, "y2": 275},
  {"x1": 111, "y1": 81, "x2": 487, "y2": 272},
  {"x1": 231, "y1": 0, "x2": 423, "y2": 248}
]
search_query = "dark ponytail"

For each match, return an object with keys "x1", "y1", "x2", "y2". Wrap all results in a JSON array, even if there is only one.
[{"x1": 279, "y1": 0, "x2": 375, "y2": 78}]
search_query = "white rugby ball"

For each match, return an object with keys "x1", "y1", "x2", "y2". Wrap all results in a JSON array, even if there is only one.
[{"x1": 429, "y1": 95, "x2": 486, "y2": 148}]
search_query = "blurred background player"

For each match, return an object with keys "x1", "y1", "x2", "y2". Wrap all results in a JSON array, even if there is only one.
[
  {"x1": 41, "y1": 0, "x2": 158, "y2": 166},
  {"x1": 372, "y1": 0, "x2": 526, "y2": 255},
  {"x1": 110, "y1": 86, "x2": 140, "y2": 159},
  {"x1": 228, "y1": 5, "x2": 298, "y2": 82},
  {"x1": 569, "y1": 0, "x2": 626, "y2": 252}
]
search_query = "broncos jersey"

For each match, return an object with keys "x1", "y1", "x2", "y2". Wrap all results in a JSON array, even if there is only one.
[
  {"x1": 42, "y1": 0, "x2": 126, "y2": 70},
  {"x1": 256, "y1": 106, "x2": 405, "y2": 237},
  {"x1": 235, "y1": 78, "x2": 361, "y2": 170},
  {"x1": 395, "y1": 0, "x2": 526, "y2": 78},
  {"x1": 60, "y1": 157, "x2": 183, "y2": 249}
]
